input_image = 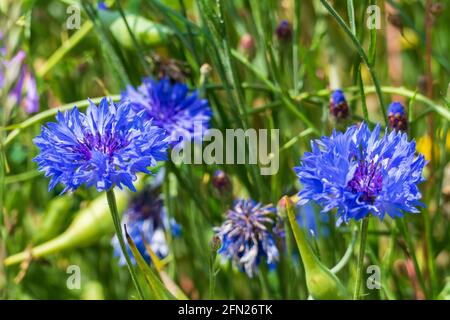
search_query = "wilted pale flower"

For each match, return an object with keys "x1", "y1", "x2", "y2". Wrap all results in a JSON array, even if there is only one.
[
  {"x1": 33, "y1": 98, "x2": 169, "y2": 193},
  {"x1": 112, "y1": 186, "x2": 171, "y2": 265},
  {"x1": 329, "y1": 89, "x2": 349, "y2": 119},
  {"x1": 214, "y1": 199, "x2": 279, "y2": 277},
  {"x1": 388, "y1": 101, "x2": 408, "y2": 132},
  {"x1": 122, "y1": 77, "x2": 211, "y2": 144},
  {"x1": 295, "y1": 123, "x2": 426, "y2": 225},
  {"x1": 0, "y1": 45, "x2": 39, "y2": 113}
]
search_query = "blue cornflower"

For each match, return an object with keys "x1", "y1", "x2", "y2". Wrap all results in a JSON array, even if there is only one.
[
  {"x1": 295, "y1": 122, "x2": 426, "y2": 225},
  {"x1": 112, "y1": 186, "x2": 170, "y2": 265},
  {"x1": 388, "y1": 101, "x2": 408, "y2": 131},
  {"x1": 122, "y1": 77, "x2": 211, "y2": 144},
  {"x1": 329, "y1": 89, "x2": 349, "y2": 119},
  {"x1": 214, "y1": 199, "x2": 279, "y2": 277},
  {"x1": 33, "y1": 98, "x2": 169, "y2": 193}
]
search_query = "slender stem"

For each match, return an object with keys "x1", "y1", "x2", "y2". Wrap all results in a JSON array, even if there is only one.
[
  {"x1": 346, "y1": 0, "x2": 356, "y2": 35},
  {"x1": 292, "y1": 0, "x2": 301, "y2": 95},
  {"x1": 397, "y1": 219, "x2": 428, "y2": 299},
  {"x1": 106, "y1": 189, "x2": 144, "y2": 299},
  {"x1": 331, "y1": 227, "x2": 357, "y2": 274},
  {"x1": 320, "y1": 0, "x2": 387, "y2": 124},
  {"x1": 37, "y1": 21, "x2": 93, "y2": 77},
  {"x1": 353, "y1": 218, "x2": 369, "y2": 300}
]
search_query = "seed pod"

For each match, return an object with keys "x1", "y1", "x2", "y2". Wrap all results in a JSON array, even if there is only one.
[
  {"x1": 32, "y1": 196, "x2": 76, "y2": 244},
  {"x1": 4, "y1": 189, "x2": 129, "y2": 266},
  {"x1": 430, "y1": 3, "x2": 445, "y2": 16},
  {"x1": 109, "y1": 14, "x2": 173, "y2": 49},
  {"x1": 284, "y1": 196, "x2": 349, "y2": 299}
]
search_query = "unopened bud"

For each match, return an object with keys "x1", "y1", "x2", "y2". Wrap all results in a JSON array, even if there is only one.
[
  {"x1": 212, "y1": 170, "x2": 232, "y2": 194},
  {"x1": 329, "y1": 89, "x2": 349, "y2": 119},
  {"x1": 239, "y1": 33, "x2": 256, "y2": 58},
  {"x1": 388, "y1": 102, "x2": 408, "y2": 132},
  {"x1": 275, "y1": 20, "x2": 292, "y2": 42}
]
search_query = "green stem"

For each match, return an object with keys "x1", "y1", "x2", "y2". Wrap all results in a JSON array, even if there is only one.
[
  {"x1": 346, "y1": 0, "x2": 356, "y2": 35},
  {"x1": 353, "y1": 218, "x2": 369, "y2": 300},
  {"x1": 320, "y1": 0, "x2": 386, "y2": 124},
  {"x1": 106, "y1": 189, "x2": 144, "y2": 300},
  {"x1": 37, "y1": 21, "x2": 93, "y2": 77},
  {"x1": 397, "y1": 220, "x2": 428, "y2": 298}
]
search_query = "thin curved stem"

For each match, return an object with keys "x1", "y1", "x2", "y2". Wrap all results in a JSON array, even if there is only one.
[
  {"x1": 106, "y1": 189, "x2": 144, "y2": 299},
  {"x1": 331, "y1": 227, "x2": 357, "y2": 274}
]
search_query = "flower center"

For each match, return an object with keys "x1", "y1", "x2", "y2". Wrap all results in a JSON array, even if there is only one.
[
  {"x1": 78, "y1": 131, "x2": 129, "y2": 160},
  {"x1": 347, "y1": 160, "x2": 383, "y2": 203}
]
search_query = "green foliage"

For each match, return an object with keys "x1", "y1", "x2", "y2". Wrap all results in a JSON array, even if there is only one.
[{"x1": 1, "y1": 0, "x2": 449, "y2": 300}]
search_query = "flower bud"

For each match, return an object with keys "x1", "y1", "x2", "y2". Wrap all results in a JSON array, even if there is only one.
[
  {"x1": 388, "y1": 101, "x2": 408, "y2": 132},
  {"x1": 329, "y1": 89, "x2": 349, "y2": 119},
  {"x1": 275, "y1": 20, "x2": 292, "y2": 42},
  {"x1": 200, "y1": 63, "x2": 212, "y2": 77},
  {"x1": 212, "y1": 170, "x2": 232, "y2": 194},
  {"x1": 210, "y1": 235, "x2": 222, "y2": 252},
  {"x1": 239, "y1": 33, "x2": 256, "y2": 59}
]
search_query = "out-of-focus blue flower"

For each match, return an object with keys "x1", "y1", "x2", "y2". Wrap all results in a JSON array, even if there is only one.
[
  {"x1": 97, "y1": 1, "x2": 108, "y2": 10},
  {"x1": 297, "y1": 203, "x2": 318, "y2": 238},
  {"x1": 122, "y1": 77, "x2": 211, "y2": 144},
  {"x1": 33, "y1": 98, "x2": 169, "y2": 193},
  {"x1": 297, "y1": 203, "x2": 330, "y2": 239},
  {"x1": 112, "y1": 186, "x2": 169, "y2": 265},
  {"x1": 0, "y1": 41, "x2": 39, "y2": 114},
  {"x1": 295, "y1": 122, "x2": 426, "y2": 225},
  {"x1": 388, "y1": 101, "x2": 407, "y2": 132},
  {"x1": 329, "y1": 89, "x2": 349, "y2": 119},
  {"x1": 170, "y1": 218, "x2": 182, "y2": 237},
  {"x1": 214, "y1": 199, "x2": 279, "y2": 277}
]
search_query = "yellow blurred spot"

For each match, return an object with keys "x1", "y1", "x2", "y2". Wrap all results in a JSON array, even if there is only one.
[
  {"x1": 416, "y1": 133, "x2": 450, "y2": 161},
  {"x1": 401, "y1": 28, "x2": 419, "y2": 50}
]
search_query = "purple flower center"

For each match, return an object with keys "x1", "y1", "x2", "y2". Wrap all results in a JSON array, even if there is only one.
[
  {"x1": 77, "y1": 131, "x2": 129, "y2": 160},
  {"x1": 347, "y1": 160, "x2": 383, "y2": 203}
]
